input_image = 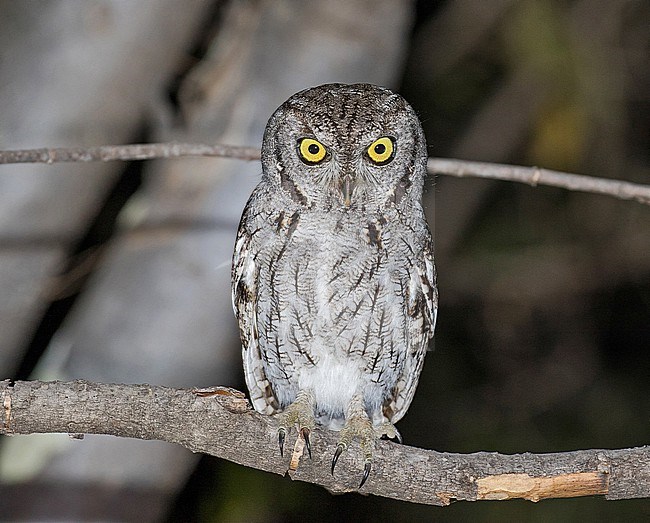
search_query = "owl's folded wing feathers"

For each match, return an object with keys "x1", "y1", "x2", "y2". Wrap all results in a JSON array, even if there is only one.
[
  {"x1": 232, "y1": 227, "x2": 278, "y2": 415},
  {"x1": 384, "y1": 235, "x2": 438, "y2": 423}
]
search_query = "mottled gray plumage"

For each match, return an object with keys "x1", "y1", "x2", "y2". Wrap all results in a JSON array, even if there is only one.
[{"x1": 232, "y1": 83, "x2": 437, "y2": 481}]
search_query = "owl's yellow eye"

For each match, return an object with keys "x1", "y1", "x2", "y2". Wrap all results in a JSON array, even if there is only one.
[
  {"x1": 366, "y1": 136, "x2": 395, "y2": 165},
  {"x1": 298, "y1": 137, "x2": 327, "y2": 165}
]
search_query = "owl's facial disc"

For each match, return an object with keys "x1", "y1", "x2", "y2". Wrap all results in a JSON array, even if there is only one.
[
  {"x1": 295, "y1": 132, "x2": 399, "y2": 207},
  {"x1": 338, "y1": 136, "x2": 396, "y2": 206},
  {"x1": 264, "y1": 83, "x2": 426, "y2": 210}
]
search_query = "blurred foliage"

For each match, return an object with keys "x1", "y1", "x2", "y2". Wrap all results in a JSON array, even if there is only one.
[{"x1": 170, "y1": 0, "x2": 649, "y2": 521}]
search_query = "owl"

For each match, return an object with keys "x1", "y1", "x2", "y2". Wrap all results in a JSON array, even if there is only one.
[{"x1": 232, "y1": 83, "x2": 437, "y2": 487}]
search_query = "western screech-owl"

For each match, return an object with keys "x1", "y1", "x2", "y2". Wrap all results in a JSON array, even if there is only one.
[{"x1": 232, "y1": 83, "x2": 437, "y2": 487}]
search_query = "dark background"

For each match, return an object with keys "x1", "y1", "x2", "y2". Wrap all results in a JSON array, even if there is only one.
[
  {"x1": 0, "y1": 1, "x2": 648, "y2": 521},
  {"x1": 174, "y1": 1, "x2": 650, "y2": 520}
]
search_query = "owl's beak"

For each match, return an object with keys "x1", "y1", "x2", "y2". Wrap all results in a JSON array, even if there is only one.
[{"x1": 341, "y1": 175, "x2": 355, "y2": 207}]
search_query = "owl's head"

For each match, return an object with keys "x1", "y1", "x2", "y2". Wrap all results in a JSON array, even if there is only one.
[{"x1": 261, "y1": 83, "x2": 427, "y2": 211}]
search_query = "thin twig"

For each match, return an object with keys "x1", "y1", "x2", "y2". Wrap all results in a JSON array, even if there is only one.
[
  {"x1": 0, "y1": 143, "x2": 649, "y2": 206},
  {"x1": 429, "y1": 158, "x2": 650, "y2": 206},
  {"x1": 1, "y1": 379, "x2": 648, "y2": 505},
  {"x1": 0, "y1": 143, "x2": 260, "y2": 164}
]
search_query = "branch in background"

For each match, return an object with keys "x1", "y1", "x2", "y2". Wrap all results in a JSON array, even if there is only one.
[
  {"x1": 429, "y1": 158, "x2": 650, "y2": 206},
  {"x1": 0, "y1": 143, "x2": 260, "y2": 164},
  {"x1": 0, "y1": 143, "x2": 648, "y2": 206},
  {"x1": 2, "y1": 379, "x2": 648, "y2": 506}
]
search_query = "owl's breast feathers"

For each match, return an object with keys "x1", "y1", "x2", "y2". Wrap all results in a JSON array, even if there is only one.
[{"x1": 232, "y1": 189, "x2": 436, "y2": 421}]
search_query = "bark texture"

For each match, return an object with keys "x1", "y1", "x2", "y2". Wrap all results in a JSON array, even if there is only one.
[{"x1": 2, "y1": 379, "x2": 647, "y2": 506}]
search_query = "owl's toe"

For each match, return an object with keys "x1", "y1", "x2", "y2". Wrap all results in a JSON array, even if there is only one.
[
  {"x1": 377, "y1": 420, "x2": 402, "y2": 444},
  {"x1": 330, "y1": 415, "x2": 375, "y2": 487},
  {"x1": 331, "y1": 394, "x2": 391, "y2": 488},
  {"x1": 275, "y1": 390, "x2": 316, "y2": 459}
]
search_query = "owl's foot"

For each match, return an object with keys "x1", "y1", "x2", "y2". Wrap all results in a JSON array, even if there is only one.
[
  {"x1": 331, "y1": 395, "x2": 401, "y2": 488},
  {"x1": 276, "y1": 389, "x2": 315, "y2": 459}
]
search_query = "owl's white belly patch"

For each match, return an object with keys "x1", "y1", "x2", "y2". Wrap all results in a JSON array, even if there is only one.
[{"x1": 296, "y1": 351, "x2": 362, "y2": 427}]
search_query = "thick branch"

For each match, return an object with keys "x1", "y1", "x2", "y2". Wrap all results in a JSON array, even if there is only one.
[
  {"x1": 1, "y1": 143, "x2": 649, "y2": 206},
  {"x1": 2, "y1": 380, "x2": 648, "y2": 505}
]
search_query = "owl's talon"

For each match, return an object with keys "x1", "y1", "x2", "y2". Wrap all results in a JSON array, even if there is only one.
[
  {"x1": 274, "y1": 390, "x2": 315, "y2": 464},
  {"x1": 331, "y1": 443, "x2": 346, "y2": 475},
  {"x1": 359, "y1": 461, "x2": 371, "y2": 488},
  {"x1": 301, "y1": 427, "x2": 312, "y2": 459}
]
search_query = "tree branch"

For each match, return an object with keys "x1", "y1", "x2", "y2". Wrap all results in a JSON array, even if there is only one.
[
  {"x1": 429, "y1": 158, "x2": 650, "y2": 206},
  {"x1": 1, "y1": 143, "x2": 649, "y2": 206},
  {"x1": 0, "y1": 143, "x2": 261, "y2": 164},
  {"x1": 2, "y1": 379, "x2": 648, "y2": 505}
]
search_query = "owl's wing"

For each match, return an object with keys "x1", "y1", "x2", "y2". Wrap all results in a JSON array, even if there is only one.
[
  {"x1": 385, "y1": 234, "x2": 438, "y2": 423},
  {"x1": 232, "y1": 223, "x2": 279, "y2": 415}
]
